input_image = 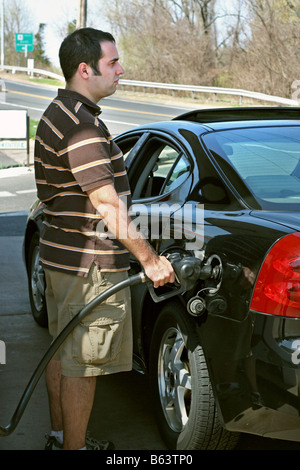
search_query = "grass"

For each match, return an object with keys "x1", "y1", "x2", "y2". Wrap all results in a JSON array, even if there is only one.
[
  {"x1": 29, "y1": 119, "x2": 39, "y2": 140},
  {"x1": 27, "y1": 76, "x2": 64, "y2": 88}
]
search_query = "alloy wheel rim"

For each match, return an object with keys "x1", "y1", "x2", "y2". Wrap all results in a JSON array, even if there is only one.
[
  {"x1": 30, "y1": 246, "x2": 44, "y2": 312},
  {"x1": 157, "y1": 326, "x2": 192, "y2": 432}
]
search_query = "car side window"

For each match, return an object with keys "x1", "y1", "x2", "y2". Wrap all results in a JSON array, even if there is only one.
[
  {"x1": 162, "y1": 152, "x2": 191, "y2": 194},
  {"x1": 132, "y1": 143, "x2": 190, "y2": 199},
  {"x1": 116, "y1": 134, "x2": 149, "y2": 170}
]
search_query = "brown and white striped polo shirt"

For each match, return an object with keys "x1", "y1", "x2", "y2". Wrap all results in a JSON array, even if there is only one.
[{"x1": 34, "y1": 88, "x2": 131, "y2": 276}]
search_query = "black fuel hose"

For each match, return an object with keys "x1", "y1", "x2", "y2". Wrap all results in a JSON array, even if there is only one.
[{"x1": 0, "y1": 272, "x2": 146, "y2": 437}]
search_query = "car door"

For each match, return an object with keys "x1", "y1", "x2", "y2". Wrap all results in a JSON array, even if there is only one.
[
  {"x1": 118, "y1": 130, "x2": 194, "y2": 253},
  {"x1": 116, "y1": 130, "x2": 194, "y2": 364}
]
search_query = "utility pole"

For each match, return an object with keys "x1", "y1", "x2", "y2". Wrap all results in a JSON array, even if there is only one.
[
  {"x1": 0, "y1": 0, "x2": 4, "y2": 66},
  {"x1": 77, "y1": 0, "x2": 87, "y2": 29}
]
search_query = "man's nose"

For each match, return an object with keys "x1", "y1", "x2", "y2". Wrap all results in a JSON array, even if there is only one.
[{"x1": 117, "y1": 64, "x2": 125, "y2": 75}]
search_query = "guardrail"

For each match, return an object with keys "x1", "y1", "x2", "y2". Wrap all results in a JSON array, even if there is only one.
[
  {"x1": 120, "y1": 79, "x2": 299, "y2": 106},
  {"x1": 0, "y1": 64, "x2": 63, "y2": 82},
  {"x1": 0, "y1": 64, "x2": 298, "y2": 106}
]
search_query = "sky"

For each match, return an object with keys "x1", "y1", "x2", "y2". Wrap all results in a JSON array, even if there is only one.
[{"x1": 24, "y1": 0, "x2": 108, "y2": 67}]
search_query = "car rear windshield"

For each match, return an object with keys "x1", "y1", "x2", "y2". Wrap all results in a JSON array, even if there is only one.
[{"x1": 202, "y1": 125, "x2": 300, "y2": 210}]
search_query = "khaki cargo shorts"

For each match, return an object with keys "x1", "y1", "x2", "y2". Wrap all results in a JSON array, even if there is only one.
[{"x1": 44, "y1": 264, "x2": 132, "y2": 377}]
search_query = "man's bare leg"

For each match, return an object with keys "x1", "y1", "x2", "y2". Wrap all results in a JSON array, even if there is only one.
[
  {"x1": 46, "y1": 359, "x2": 63, "y2": 431},
  {"x1": 61, "y1": 375, "x2": 97, "y2": 450}
]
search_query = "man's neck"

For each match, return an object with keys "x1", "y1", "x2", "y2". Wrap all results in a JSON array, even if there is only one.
[{"x1": 65, "y1": 81, "x2": 98, "y2": 105}]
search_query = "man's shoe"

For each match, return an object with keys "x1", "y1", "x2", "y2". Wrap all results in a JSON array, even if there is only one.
[
  {"x1": 86, "y1": 433, "x2": 115, "y2": 450},
  {"x1": 44, "y1": 434, "x2": 63, "y2": 450},
  {"x1": 44, "y1": 432, "x2": 115, "y2": 450}
]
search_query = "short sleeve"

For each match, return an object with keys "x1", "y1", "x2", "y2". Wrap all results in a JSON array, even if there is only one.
[{"x1": 61, "y1": 122, "x2": 114, "y2": 192}]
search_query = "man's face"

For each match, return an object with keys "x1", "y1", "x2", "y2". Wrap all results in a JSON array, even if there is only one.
[{"x1": 89, "y1": 41, "x2": 124, "y2": 102}]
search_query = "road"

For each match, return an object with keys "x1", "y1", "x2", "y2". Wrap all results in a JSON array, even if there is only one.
[
  {"x1": 0, "y1": 167, "x2": 36, "y2": 214},
  {"x1": 0, "y1": 76, "x2": 189, "y2": 128},
  {"x1": 1, "y1": 78, "x2": 300, "y2": 451}
]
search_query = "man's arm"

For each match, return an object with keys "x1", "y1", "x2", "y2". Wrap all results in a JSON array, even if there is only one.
[{"x1": 87, "y1": 184, "x2": 175, "y2": 288}]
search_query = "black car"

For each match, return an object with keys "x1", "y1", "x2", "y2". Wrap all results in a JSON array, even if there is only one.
[{"x1": 24, "y1": 107, "x2": 300, "y2": 450}]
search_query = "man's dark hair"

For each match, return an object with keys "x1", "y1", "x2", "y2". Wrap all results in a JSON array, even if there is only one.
[{"x1": 59, "y1": 27, "x2": 115, "y2": 82}]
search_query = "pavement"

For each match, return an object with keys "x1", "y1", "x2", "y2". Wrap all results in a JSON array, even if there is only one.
[{"x1": 0, "y1": 140, "x2": 34, "y2": 169}]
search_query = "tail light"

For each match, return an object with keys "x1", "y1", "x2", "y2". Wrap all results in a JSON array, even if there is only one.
[{"x1": 250, "y1": 232, "x2": 300, "y2": 318}]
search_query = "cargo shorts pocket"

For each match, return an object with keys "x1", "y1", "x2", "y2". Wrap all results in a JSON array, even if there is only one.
[{"x1": 69, "y1": 304, "x2": 126, "y2": 365}]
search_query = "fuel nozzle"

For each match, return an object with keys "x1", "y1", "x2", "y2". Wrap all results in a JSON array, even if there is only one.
[
  {"x1": 147, "y1": 252, "x2": 216, "y2": 303},
  {"x1": 168, "y1": 252, "x2": 203, "y2": 291}
]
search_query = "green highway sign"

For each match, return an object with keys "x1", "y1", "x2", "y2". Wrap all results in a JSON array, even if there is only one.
[{"x1": 15, "y1": 33, "x2": 33, "y2": 52}]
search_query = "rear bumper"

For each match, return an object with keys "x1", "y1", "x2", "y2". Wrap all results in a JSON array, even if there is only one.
[{"x1": 200, "y1": 312, "x2": 300, "y2": 441}]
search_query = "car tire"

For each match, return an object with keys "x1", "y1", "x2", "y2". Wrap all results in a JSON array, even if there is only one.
[
  {"x1": 28, "y1": 232, "x2": 48, "y2": 327},
  {"x1": 149, "y1": 300, "x2": 239, "y2": 450}
]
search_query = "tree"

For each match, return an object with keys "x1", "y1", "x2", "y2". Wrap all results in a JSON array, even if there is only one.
[
  {"x1": 33, "y1": 23, "x2": 50, "y2": 67},
  {"x1": 54, "y1": 19, "x2": 76, "y2": 47},
  {"x1": 102, "y1": 0, "x2": 219, "y2": 85},
  {"x1": 4, "y1": 0, "x2": 34, "y2": 66},
  {"x1": 99, "y1": 0, "x2": 300, "y2": 98},
  {"x1": 228, "y1": 0, "x2": 300, "y2": 96},
  {"x1": 3, "y1": 0, "x2": 51, "y2": 67}
]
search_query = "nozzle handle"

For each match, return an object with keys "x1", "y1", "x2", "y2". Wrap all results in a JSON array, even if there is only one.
[{"x1": 146, "y1": 253, "x2": 202, "y2": 303}]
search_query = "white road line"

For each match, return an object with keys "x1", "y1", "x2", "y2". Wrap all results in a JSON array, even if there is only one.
[
  {"x1": 104, "y1": 119, "x2": 138, "y2": 126},
  {"x1": 0, "y1": 167, "x2": 34, "y2": 178},
  {"x1": 0, "y1": 189, "x2": 36, "y2": 197},
  {"x1": 0, "y1": 191, "x2": 16, "y2": 197},
  {"x1": 16, "y1": 189, "x2": 37, "y2": 194},
  {"x1": 0, "y1": 100, "x2": 45, "y2": 112}
]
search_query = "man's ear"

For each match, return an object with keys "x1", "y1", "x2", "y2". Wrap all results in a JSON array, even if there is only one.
[{"x1": 78, "y1": 62, "x2": 90, "y2": 79}]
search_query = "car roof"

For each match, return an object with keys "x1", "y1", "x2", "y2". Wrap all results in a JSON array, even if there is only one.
[
  {"x1": 172, "y1": 106, "x2": 300, "y2": 131},
  {"x1": 118, "y1": 107, "x2": 300, "y2": 139},
  {"x1": 173, "y1": 106, "x2": 300, "y2": 123}
]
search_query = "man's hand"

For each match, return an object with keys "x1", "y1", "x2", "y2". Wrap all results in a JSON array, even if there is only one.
[{"x1": 142, "y1": 255, "x2": 175, "y2": 289}]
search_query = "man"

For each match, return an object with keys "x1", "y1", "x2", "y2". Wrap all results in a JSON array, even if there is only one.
[{"x1": 34, "y1": 28, "x2": 174, "y2": 451}]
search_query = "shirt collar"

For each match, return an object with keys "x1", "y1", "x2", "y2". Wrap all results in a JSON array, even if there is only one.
[{"x1": 57, "y1": 88, "x2": 102, "y2": 116}]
